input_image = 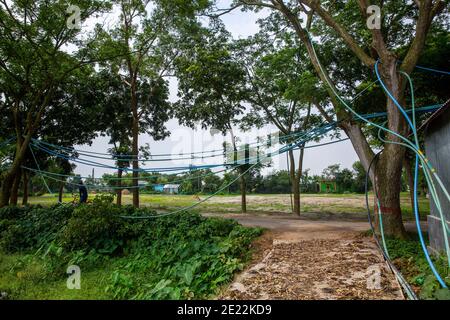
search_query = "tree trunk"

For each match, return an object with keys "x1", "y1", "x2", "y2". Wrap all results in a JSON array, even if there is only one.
[
  {"x1": 131, "y1": 85, "x2": 140, "y2": 208},
  {"x1": 403, "y1": 156, "x2": 416, "y2": 215},
  {"x1": 372, "y1": 60, "x2": 408, "y2": 239},
  {"x1": 58, "y1": 182, "x2": 64, "y2": 203},
  {"x1": 239, "y1": 172, "x2": 247, "y2": 213},
  {"x1": 375, "y1": 152, "x2": 407, "y2": 238},
  {"x1": 22, "y1": 171, "x2": 29, "y2": 206},
  {"x1": 117, "y1": 169, "x2": 123, "y2": 206},
  {"x1": 288, "y1": 150, "x2": 299, "y2": 216},
  {"x1": 10, "y1": 168, "x2": 22, "y2": 206},
  {"x1": 229, "y1": 126, "x2": 247, "y2": 213},
  {"x1": 288, "y1": 147, "x2": 305, "y2": 216},
  {"x1": 1, "y1": 167, "x2": 16, "y2": 207},
  {"x1": 0, "y1": 134, "x2": 33, "y2": 207},
  {"x1": 292, "y1": 178, "x2": 300, "y2": 216},
  {"x1": 275, "y1": 5, "x2": 407, "y2": 236}
]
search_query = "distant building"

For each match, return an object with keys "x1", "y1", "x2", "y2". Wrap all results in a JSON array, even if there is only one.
[
  {"x1": 163, "y1": 184, "x2": 180, "y2": 194},
  {"x1": 423, "y1": 100, "x2": 450, "y2": 254},
  {"x1": 137, "y1": 180, "x2": 149, "y2": 187},
  {"x1": 317, "y1": 180, "x2": 337, "y2": 193},
  {"x1": 153, "y1": 184, "x2": 164, "y2": 192}
]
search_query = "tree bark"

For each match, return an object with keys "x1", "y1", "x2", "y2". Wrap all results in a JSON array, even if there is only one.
[
  {"x1": 239, "y1": 172, "x2": 247, "y2": 213},
  {"x1": 117, "y1": 168, "x2": 123, "y2": 206},
  {"x1": 296, "y1": 147, "x2": 305, "y2": 215},
  {"x1": 0, "y1": 134, "x2": 34, "y2": 207},
  {"x1": 403, "y1": 156, "x2": 416, "y2": 214},
  {"x1": 22, "y1": 171, "x2": 29, "y2": 206},
  {"x1": 375, "y1": 153, "x2": 408, "y2": 239},
  {"x1": 10, "y1": 168, "x2": 22, "y2": 206},
  {"x1": 288, "y1": 150, "x2": 299, "y2": 216},
  {"x1": 263, "y1": 0, "x2": 415, "y2": 238},
  {"x1": 288, "y1": 147, "x2": 305, "y2": 216},
  {"x1": 229, "y1": 126, "x2": 247, "y2": 213},
  {"x1": 58, "y1": 182, "x2": 64, "y2": 203},
  {"x1": 243, "y1": 0, "x2": 440, "y2": 240},
  {"x1": 373, "y1": 59, "x2": 408, "y2": 239},
  {"x1": 131, "y1": 82, "x2": 140, "y2": 208}
]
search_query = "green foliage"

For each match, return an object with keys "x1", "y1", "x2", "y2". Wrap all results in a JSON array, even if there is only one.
[
  {"x1": 386, "y1": 237, "x2": 450, "y2": 300},
  {"x1": 0, "y1": 204, "x2": 74, "y2": 251},
  {"x1": 0, "y1": 195, "x2": 262, "y2": 299}
]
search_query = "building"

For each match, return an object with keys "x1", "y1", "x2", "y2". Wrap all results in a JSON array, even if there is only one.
[
  {"x1": 137, "y1": 180, "x2": 149, "y2": 187},
  {"x1": 153, "y1": 184, "x2": 164, "y2": 192},
  {"x1": 317, "y1": 180, "x2": 337, "y2": 193},
  {"x1": 163, "y1": 184, "x2": 180, "y2": 194},
  {"x1": 423, "y1": 99, "x2": 450, "y2": 254}
]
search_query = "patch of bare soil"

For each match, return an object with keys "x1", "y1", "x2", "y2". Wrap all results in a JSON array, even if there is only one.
[
  {"x1": 221, "y1": 238, "x2": 403, "y2": 300},
  {"x1": 208, "y1": 194, "x2": 365, "y2": 207}
]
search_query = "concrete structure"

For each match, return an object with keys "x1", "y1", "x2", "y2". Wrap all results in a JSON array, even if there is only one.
[{"x1": 423, "y1": 100, "x2": 450, "y2": 254}]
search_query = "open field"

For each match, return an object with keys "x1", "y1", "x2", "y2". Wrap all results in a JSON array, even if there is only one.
[
  {"x1": 2, "y1": 193, "x2": 446, "y2": 300},
  {"x1": 0, "y1": 207, "x2": 404, "y2": 300},
  {"x1": 24, "y1": 192, "x2": 430, "y2": 220}
]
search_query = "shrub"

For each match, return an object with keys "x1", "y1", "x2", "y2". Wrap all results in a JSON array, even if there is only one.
[
  {"x1": 60, "y1": 202, "x2": 123, "y2": 253},
  {"x1": 0, "y1": 204, "x2": 74, "y2": 251},
  {"x1": 386, "y1": 237, "x2": 450, "y2": 300},
  {"x1": 0, "y1": 195, "x2": 263, "y2": 299}
]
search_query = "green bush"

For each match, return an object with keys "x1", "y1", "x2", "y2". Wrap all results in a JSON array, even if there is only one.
[
  {"x1": 386, "y1": 238, "x2": 450, "y2": 300},
  {"x1": 60, "y1": 197, "x2": 125, "y2": 253},
  {"x1": 0, "y1": 195, "x2": 263, "y2": 299},
  {"x1": 0, "y1": 204, "x2": 74, "y2": 251}
]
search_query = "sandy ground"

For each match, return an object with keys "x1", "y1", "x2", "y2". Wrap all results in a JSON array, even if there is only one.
[{"x1": 208, "y1": 213, "x2": 407, "y2": 300}]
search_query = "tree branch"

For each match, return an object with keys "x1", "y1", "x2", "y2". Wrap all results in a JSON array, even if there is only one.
[{"x1": 300, "y1": 0, "x2": 376, "y2": 67}]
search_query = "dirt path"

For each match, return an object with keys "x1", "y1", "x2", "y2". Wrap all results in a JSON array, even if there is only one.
[{"x1": 208, "y1": 213, "x2": 405, "y2": 300}]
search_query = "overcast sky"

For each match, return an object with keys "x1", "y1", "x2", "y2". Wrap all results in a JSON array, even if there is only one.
[{"x1": 72, "y1": 2, "x2": 359, "y2": 178}]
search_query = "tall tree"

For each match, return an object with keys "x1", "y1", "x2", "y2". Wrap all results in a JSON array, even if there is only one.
[
  {"x1": 175, "y1": 26, "x2": 250, "y2": 212},
  {"x1": 223, "y1": 0, "x2": 448, "y2": 237},
  {"x1": 96, "y1": 0, "x2": 206, "y2": 207},
  {"x1": 238, "y1": 33, "x2": 325, "y2": 215},
  {"x1": 94, "y1": 68, "x2": 169, "y2": 205},
  {"x1": 0, "y1": 0, "x2": 109, "y2": 207}
]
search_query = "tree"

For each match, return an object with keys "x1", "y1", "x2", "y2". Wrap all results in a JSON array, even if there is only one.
[
  {"x1": 93, "y1": 67, "x2": 169, "y2": 205},
  {"x1": 108, "y1": 145, "x2": 131, "y2": 206},
  {"x1": 95, "y1": 0, "x2": 209, "y2": 207},
  {"x1": 238, "y1": 32, "x2": 324, "y2": 215},
  {"x1": 352, "y1": 161, "x2": 369, "y2": 193},
  {"x1": 336, "y1": 168, "x2": 355, "y2": 192},
  {"x1": 322, "y1": 164, "x2": 341, "y2": 181},
  {"x1": 224, "y1": 0, "x2": 448, "y2": 237},
  {"x1": 95, "y1": 0, "x2": 173, "y2": 207},
  {"x1": 1, "y1": 61, "x2": 107, "y2": 205},
  {"x1": 175, "y1": 25, "x2": 250, "y2": 212},
  {"x1": 0, "y1": 0, "x2": 109, "y2": 207}
]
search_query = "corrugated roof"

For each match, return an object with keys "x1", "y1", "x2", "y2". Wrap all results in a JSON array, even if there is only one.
[
  {"x1": 419, "y1": 99, "x2": 450, "y2": 132},
  {"x1": 163, "y1": 184, "x2": 180, "y2": 188}
]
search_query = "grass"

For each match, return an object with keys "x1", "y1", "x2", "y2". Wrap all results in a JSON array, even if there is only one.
[
  {"x1": 0, "y1": 252, "x2": 110, "y2": 299},
  {"x1": 23, "y1": 192, "x2": 430, "y2": 220}
]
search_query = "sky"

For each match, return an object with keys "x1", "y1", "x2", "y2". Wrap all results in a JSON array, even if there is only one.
[{"x1": 72, "y1": 2, "x2": 359, "y2": 178}]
